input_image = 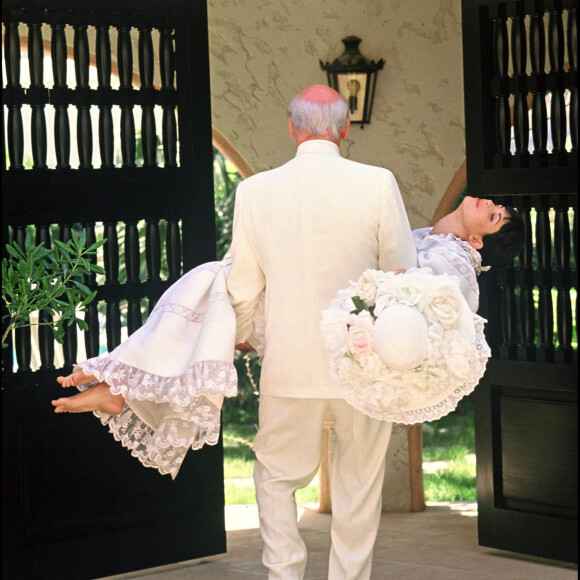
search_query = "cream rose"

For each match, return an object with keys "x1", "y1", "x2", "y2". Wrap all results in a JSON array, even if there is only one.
[
  {"x1": 366, "y1": 380, "x2": 399, "y2": 409},
  {"x1": 373, "y1": 292, "x2": 398, "y2": 318},
  {"x1": 393, "y1": 276, "x2": 426, "y2": 310},
  {"x1": 356, "y1": 269, "x2": 388, "y2": 306},
  {"x1": 357, "y1": 351, "x2": 386, "y2": 381},
  {"x1": 442, "y1": 329, "x2": 473, "y2": 379},
  {"x1": 426, "y1": 287, "x2": 462, "y2": 329},
  {"x1": 334, "y1": 354, "x2": 360, "y2": 383},
  {"x1": 346, "y1": 312, "x2": 374, "y2": 359},
  {"x1": 373, "y1": 272, "x2": 398, "y2": 316}
]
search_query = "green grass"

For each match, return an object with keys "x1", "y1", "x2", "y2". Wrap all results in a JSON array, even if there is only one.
[
  {"x1": 223, "y1": 422, "x2": 320, "y2": 505},
  {"x1": 223, "y1": 396, "x2": 477, "y2": 505},
  {"x1": 224, "y1": 479, "x2": 258, "y2": 505},
  {"x1": 423, "y1": 458, "x2": 477, "y2": 501},
  {"x1": 422, "y1": 398, "x2": 476, "y2": 502}
]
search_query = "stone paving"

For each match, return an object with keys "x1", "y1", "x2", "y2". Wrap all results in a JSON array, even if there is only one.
[{"x1": 99, "y1": 502, "x2": 578, "y2": 579}]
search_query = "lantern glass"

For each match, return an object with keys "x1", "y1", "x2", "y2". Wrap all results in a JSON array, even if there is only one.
[
  {"x1": 336, "y1": 72, "x2": 367, "y2": 122},
  {"x1": 320, "y1": 36, "x2": 384, "y2": 127}
]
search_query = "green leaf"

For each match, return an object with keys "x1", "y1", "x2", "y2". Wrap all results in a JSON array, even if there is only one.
[
  {"x1": 53, "y1": 239, "x2": 72, "y2": 256},
  {"x1": 90, "y1": 264, "x2": 106, "y2": 275},
  {"x1": 350, "y1": 295, "x2": 369, "y2": 314},
  {"x1": 87, "y1": 238, "x2": 107, "y2": 252},
  {"x1": 5, "y1": 244, "x2": 25, "y2": 260},
  {"x1": 81, "y1": 290, "x2": 98, "y2": 306},
  {"x1": 79, "y1": 258, "x2": 92, "y2": 272},
  {"x1": 72, "y1": 281, "x2": 91, "y2": 296}
]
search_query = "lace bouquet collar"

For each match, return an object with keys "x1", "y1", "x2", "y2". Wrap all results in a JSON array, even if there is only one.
[{"x1": 320, "y1": 267, "x2": 491, "y2": 424}]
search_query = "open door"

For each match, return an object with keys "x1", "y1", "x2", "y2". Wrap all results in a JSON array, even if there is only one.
[
  {"x1": 462, "y1": 0, "x2": 577, "y2": 564},
  {"x1": 2, "y1": 1, "x2": 224, "y2": 578}
]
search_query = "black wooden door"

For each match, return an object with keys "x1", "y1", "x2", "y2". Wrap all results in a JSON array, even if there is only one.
[
  {"x1": 462, "y1": 0, "x2": 578, "y2": 564},
  {"x1": 2, "y1": 1, "x2": 224, "y2": 578}
]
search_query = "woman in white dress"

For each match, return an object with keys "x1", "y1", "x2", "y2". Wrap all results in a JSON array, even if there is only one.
[
  {"x1": 51, "y1": 195, "x2": 524, "y2": 476},
  {"x1": 320, "y1": 196, "x2": 524, "y2": 425}
]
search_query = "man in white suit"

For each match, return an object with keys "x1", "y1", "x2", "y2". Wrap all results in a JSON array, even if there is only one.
[{"x1": 227, "y1": 85, "x2": 417, "y2": 580}]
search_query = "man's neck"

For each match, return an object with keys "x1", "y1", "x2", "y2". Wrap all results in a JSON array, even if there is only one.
[{"x1": 294, "y1": 133, "x2": 341, "y2": 148}]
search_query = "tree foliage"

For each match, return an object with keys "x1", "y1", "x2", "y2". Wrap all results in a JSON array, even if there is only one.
[
  {"x1": 213, "y1": 146, "x2": 242, "y2": 260},
  {"x1": 2, "y1": 230, "x2": 106, "y2": 348},
  {"x1": 212, "y1": 147, "x2": 261, "y2": 423}
]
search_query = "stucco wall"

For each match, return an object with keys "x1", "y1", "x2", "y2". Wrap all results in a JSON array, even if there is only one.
[{"x1": 207, "y1": 0, "x2": 465, "y2": 229}]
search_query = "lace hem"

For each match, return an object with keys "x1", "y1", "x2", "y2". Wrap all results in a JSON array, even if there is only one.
[
  {"x1": 77, "y1": 358, "x2": 237, "y2": 420},
  {"x1": 94, "y1": 398, "x2": 222, "y2": 478},
  {"x1": 337, "y1": 314, "x2": 490, "y2": 424},
  {"x1": 76, "y1": 357, "x2": 237, "y2": 477}
]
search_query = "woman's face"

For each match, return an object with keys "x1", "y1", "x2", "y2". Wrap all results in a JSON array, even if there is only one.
[{"x1": 460, "y1": 196, "x2": 509, "y2": 248}]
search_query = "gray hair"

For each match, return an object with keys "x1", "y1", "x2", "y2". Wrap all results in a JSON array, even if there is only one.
[{"x1": 287, "y1": 93, "x2": 349, "y2": 139}]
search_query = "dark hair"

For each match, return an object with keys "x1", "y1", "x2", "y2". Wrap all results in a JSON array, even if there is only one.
[{"x1": 479, "y1": 206, "x2": 525, "y2": 269}]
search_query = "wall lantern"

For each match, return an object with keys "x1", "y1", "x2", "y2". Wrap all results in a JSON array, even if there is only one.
[{"x1": 320, "y1": 36, "x2": 384, "y2": 128}]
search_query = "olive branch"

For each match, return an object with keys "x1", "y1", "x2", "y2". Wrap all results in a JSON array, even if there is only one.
[{"x1": 2, "y1": 230, "x2": 106, "y2": 349}]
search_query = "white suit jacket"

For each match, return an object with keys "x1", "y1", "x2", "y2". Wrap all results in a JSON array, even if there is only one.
[{"x1": 227, "y1": 139, "x2": 417, "y2": 398}]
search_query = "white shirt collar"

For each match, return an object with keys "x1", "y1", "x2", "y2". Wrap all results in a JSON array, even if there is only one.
[{"x1": 295, "y1": 139, "x2": 341, "y2": 157}]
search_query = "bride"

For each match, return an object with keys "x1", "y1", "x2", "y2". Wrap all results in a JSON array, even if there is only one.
[{"x1": 52, "y1": 196, "x2": 524, "y2": 477}]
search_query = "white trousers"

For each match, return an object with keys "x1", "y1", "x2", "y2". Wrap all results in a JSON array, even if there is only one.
[{"x1": 253, "y1": 395, "x2": 393, "y2": 580}]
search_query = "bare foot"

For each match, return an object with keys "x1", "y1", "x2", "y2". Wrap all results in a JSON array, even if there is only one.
[
  {"x1": 52, "y1": 383, "x2": 125, "y2": 415},
  {"x1": 57, "y1": 369, "x2": 98, "y2": 388}
]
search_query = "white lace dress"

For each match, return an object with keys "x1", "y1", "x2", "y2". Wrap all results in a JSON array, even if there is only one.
[
  {"x1": 406, "y1": 227, "x2": 491, "y2": 422},
  {"x1": 412, "y1": 227, "x2": 488, "y2": 313},
  {"x1": 74, "y1": 260, "x2": 238, "y2": 479}
]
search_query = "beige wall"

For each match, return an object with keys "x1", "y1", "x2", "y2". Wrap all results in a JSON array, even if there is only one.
[{"x1": 207, "y1": 0, "x2": 465, "y2": 229}]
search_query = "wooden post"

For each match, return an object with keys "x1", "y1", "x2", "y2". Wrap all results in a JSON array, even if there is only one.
[
  {"x1": 408, "y1": 423, "x2": 426, "y2": 512},
  {"x1": 318, "y1": 408, "x2": 334, "y2": 513}
]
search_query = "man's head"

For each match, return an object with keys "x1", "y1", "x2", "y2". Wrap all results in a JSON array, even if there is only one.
[{"x1": 287, "y1": 85, "x2": 350, "y2": 146}]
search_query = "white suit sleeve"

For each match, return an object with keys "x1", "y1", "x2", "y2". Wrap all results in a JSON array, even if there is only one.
[
  {"x1": 378, "y1": 171, "x2": 418, "y2": 273},
  {"x1": 227, "y1": 182, "x2": 266, "y2": 344}
]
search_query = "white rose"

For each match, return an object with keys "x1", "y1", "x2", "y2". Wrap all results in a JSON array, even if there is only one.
[
  {"x1": 357, "y1": 351, "x2": 385, "y2": 381},
  {"x1": 347, "y1": 310, "x2": 374, "y2": 329},
  {"x1": 426, "y1": 287, "x2": 462, "y2": 329},
  {"x1": 373, "y1": 293, "x2": 398, "y2": 317},
  {"x1": 356, "y1": 269, "x2": 388, "y2": 306},
  {"x1": 374, "y1": 272, "x2": 398, "y2": 316},
  {"x1": 393, "y1": 276, "x2": 426, "y2": 310},
  {"x1": 337, "y1": 281, "x2": 359, "y2": 301},
  {"x1": 442, "y1": 329, "x2": 472, "y2": 379},
  {"x1": 335, "y1": 354, "x2": 361, "y2": 384},
  {"x1": 320, "y1": 308, "x2": 350, "y2": 351},
  {"x1": 426, "y1": 323, "x2": 445, "y2": 367},
  {"x1": 366, "y1": 380, "x2": 399, "y2": 409}
]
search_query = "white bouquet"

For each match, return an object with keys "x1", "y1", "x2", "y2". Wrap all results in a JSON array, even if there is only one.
[{"x1": 320, "y1": 268, "x2": 491, "y2": 424}]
